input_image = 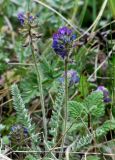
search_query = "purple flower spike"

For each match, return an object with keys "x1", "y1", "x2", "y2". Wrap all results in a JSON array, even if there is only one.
[
  {"x1": 67, "y1": 70, "x2": 79, "y2": 84},
  {"x1": 18, "y1": 12, "x2": 34, "y2": 25},
  {"x1": 96, "y1": 86, "x2": 111, "y2": 103},
  {"x1": 52, "y1": 26, "x2": 76, "y2": 59},
  {"x1": 58, "y1": 26, "x2": 72, "y2": 35},
  {"x1": 18, "y1": 12, "x2": 25, "y2": 25},
  {"x1": 59, "y1": 69, "x2": 79, "y2": 85},
  {"x1": 29, "y1": 15, "x2": 33, "y2": 22},
  {"x1": 11, "y1": 125, "x2": 28, "y2": 137}
]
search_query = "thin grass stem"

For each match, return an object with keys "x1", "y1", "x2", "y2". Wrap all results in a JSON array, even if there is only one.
[{"x1": 29, "y1": 26, "x2": 47, "y2": 143}]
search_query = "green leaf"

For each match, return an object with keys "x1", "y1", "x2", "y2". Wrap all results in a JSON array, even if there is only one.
[
  {"x1": 68, "y1": 101, "x2": 85, "y2": 118},
  {"x1": 24, "y1": 155, "x2": 37, "y2": 160},
  {"x1": 87, "y1": 156, "x2": 101, "y2": 160},
  {"x1": 20, "y1": 72, "x2": 39, "y2": 104},
  {"x1": 109, "y1": 0, "x2": 115, "y2": 18},
  {"x1": 11, "y1": 84, "x2": 41, "y2": 154},
  {"x1": 2, "y1": 136, "x2": 10, "y2": 145},
  {"x1": 49, "y1": 83, "x2": 64, "y2": 147},
  {"x1": 0, "y1": 124, "x2": 5, "y2": 132},
  {"x1": 78, "y1": 75, "x2": 89, "y2": 98},
  {"x1": 94, "y1": 119, "x2": 115, "y2": 138},
  {"x1": 83, "y1": 91, "x2": 105, "y2": 118}
]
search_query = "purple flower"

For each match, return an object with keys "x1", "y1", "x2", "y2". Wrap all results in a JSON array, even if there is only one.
[
  {"x1": 23, "y1": 128, "x2": 28, "y2": 136},
  {"x1": 28, "y1": 15, "x2": 33, "y2": 22},
  {"x1": 96, "y1": 86, "x2": 111, "y2": 103},
  {"x1": 59, "y1": 69, "x2": 79, "y2": 85},
  {"x1": 52, "y1": 26, "x2": 76, "y2": 59},
  {"x1": 18, "y1": 12, "x2": 34, "y2": 25},
  {"x1": 10, "y1": 125, "x2": 28, "y2": 136},
  {"x1": 18, "y1": 12, "x2": 25, "y2": 25},
  {"x1": 11, "y1": 125, "x2": 20, "y2": 132}
]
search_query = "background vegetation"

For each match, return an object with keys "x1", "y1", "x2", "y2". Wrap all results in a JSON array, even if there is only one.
[{"x1": 0, "y1": 0, "x2": 115, "y2": 160}]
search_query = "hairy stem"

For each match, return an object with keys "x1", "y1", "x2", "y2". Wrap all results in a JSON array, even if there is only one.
[
  {"x1": 29, "y1": 26, "x2": 47, "y2": 142},
  {"x1": 88, "y1": 113, "x2": 96, "y2": 152},
  {"x1": 60, "y1": 57, "x2": 68, "y2": 158},
  {"x1": 64, "y1": 57, "x2": 68, "y2": 138}
]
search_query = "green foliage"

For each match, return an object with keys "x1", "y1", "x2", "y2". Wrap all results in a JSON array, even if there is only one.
[
  {"x1": 2, "y1": 135, "x2": 10, "y2": 145},
  {"x1": 11, "y1": 84, "x2": 41, "y2": 154},
  {"x1": 78, "y1": 75, "x2": 89, "y2": 97},
  {"x1": 76, "y1": 119, "x2": 115, "y2": 150},
  {"x1": 68, "y1": 91, "x2": 104, "y2": 119},
  {"x1": 11, "y1": 84, "x2": 35, "y2": 133},
  {"x1": 68, "y1": 91, "x2": 114, "y2": 152},
  {"x1": 24, "y1": 155, "x2": 37, "y2": 160},
  {"x1": 68, "y1": 101, "x2": 84, "y2": 118},
  {"x1": 109, "y1": 0, "x2": 115, "y2": 18},
  {"x1": 0, "y1": 124, "x2": 5, "y2": 131},
  {"x1": 109, "y1": 55, "x2": 115, "y2": 117},
  {"x1": 0, "y1": 60, "x2": 7, "y2": 74},
  {"x1": 46, "y1": 0, "x2": 75, "y2": 11},
  {"x1": 86, "y1": 156, "x2": 101, "y2": 160},
  {"x1": 76, "y1": 133, "x2": 92, "y2": 150},
  {"x1": 48, "y1": 82, "x2": 65, "y2": 147},
  {"x1": 0, "y1": 0, "x2": 115, "y2": 159},
  {"x1": 96, "y1": 119, "x2": 115, "y2": 136},
  {"x1": 83, "y1": 91, "x2": 105, "y2": 118},
  {"x1": 20, "y1": 72, "x2": 39, "y2": 104},
  {"x1": 15, "y1": 41, "x2": 31, "y2": 63}
]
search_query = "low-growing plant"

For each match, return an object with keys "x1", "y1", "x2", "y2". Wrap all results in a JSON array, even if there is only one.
[{"x1": 0, "y1": 0, "x2": 115, "y2": 160}]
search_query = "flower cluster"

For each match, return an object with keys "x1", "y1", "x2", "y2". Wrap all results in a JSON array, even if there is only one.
[
  {"x1": 59, "y1": 69, "x2": 79, "y2": 85},
  {"x1": 10, "y1": 125, "x2": 29, "y2": 147},
  {"x1": 11, "y1": 125, "x2": 28, "y2": 136},
  {"x1": 18, "y1": 12, "x2": 34, "y2": 25},
  {"x1": 17, "y1": 12, "x2": 41, "y2": 49},
  {"x1": 18, "y1": 12, "x2": 25, "y2": 25},
  {"x1": 96, "y1": 86, "x2": 111, "y2": 103},
  {"x1": 52, "y1": 26, "x2": 76, "y2": 59}
]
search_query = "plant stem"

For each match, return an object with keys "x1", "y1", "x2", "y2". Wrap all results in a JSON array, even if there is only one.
[
  {"x1": 88, "y1": 113, "x2": 96, "y2": 152},
  {"x1": 113, "y1": 57, "x2": 115, "y2": 105},
  {"x1": 64, "y1": 57, "x2": 68, "y2": 137},
  {"x1": 29, "y1": 27, "x2": 47, "y2": 142},
  {"x1": 59, "y1": 58, "x2": 68, "y2": 159}
]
